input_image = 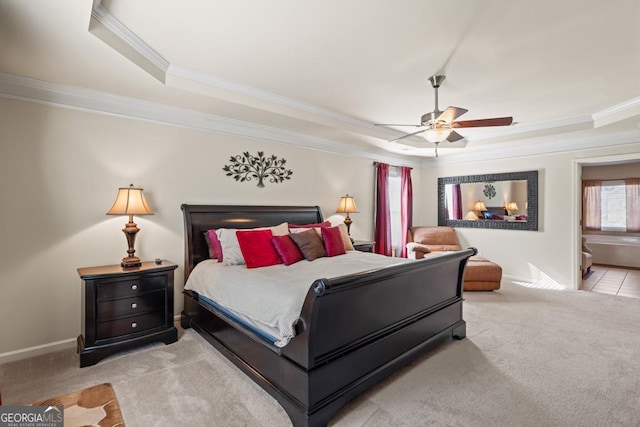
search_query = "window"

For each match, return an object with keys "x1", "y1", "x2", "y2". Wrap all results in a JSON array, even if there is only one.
[
  {"x1": 583, "y1": 179, "x2": 640, "y2": 232},
  {"x1": 600, "y1": 180, "x2": 626, "y2": 231}
]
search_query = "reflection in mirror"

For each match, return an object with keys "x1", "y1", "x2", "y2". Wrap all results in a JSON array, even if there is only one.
[
  {"x1": 444, "y1": 180, "x2": 527, "y2": 220},
  {"x1": 438, "y1": 171, "x2": 538, "y2": 230}
]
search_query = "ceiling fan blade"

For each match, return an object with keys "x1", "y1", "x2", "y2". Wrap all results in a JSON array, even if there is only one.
[
  {"x1": 446, "y1": 130, "x2": 464, "y2": 142},
  {"x1": 451, "y1": 117, "x2": 513, "y2": 128},
  {"x1": 437, "y1": 106, "x2": 468, "y2": 123},
  {"x1": 374, "y1": 123, "x2": 422, "y2": 127},
  {"x1": 388, "y1": 128, "x2": 427, "y2": 143}
]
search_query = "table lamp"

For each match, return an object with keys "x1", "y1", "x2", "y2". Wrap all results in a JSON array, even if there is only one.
[
  {"x1": 106, "y1": 184, "x2": 154, "y2": 268},
  {"x1": 474, "y1": 200, "x2": 487, "y2": 219},
  {"x1": 506, "y1": 202, "x2": 519, "y2": 215},
  {"x1": 336, "y1": 194, "x2": 358, "y2": 237}
]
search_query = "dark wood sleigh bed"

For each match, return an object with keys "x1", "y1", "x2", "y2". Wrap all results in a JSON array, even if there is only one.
[{"x1": 180, "y1": 204, "x2": 476, "y2": 426}]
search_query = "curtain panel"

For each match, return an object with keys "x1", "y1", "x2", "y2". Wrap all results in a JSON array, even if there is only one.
[
  {"x1": 400, "y1": 166, "x2": 413, "y2": 257},
  {"x1": 374, "y1": 163, "x2": 392, "y2": 256},
  {"x1": 582, "y1": 180, "x2": 602, "y2": 231},
  {"x1": 626, "y1": 178, "x2": 640, "y2": 232}
]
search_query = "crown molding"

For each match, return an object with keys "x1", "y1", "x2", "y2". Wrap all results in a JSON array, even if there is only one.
[
  {"x1": 466, "y1": 116, "x2": 594, "y2": 145},
  {"x1": 420, "y1": 128, "x2": 640, "y2": 167},
  {"x1": 592, "y1": 96, "x2": 640, "y2": 128},
  {"x1": 89, "y1": 2, "x2": 169, "y2": 82},
  {"x1": 87, "y1": 1, "x2": 640, "y2": 160},
  {"x1": 167, "y1": 65, "x2": 402, "y2": 141},
  {"x1": 0, "y1": 72, "x2": 417, "y2": 167}
]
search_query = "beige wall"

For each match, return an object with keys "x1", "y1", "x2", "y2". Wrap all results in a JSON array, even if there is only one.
[
  {"x1": 2, "y1": 94, "x2": 640, "y2": 358},
  {"x1": 420, "y1": 146, "x2": 640, "y2": 290},
  {"x1": 0, "y1": 97, "x2": 422, "y2": 356},
  {"x1": 582, "y1": 161, "x2": 640, "y2": 180}
]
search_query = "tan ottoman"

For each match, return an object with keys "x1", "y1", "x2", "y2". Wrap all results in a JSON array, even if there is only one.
[{"x1": 464, "y1": 256, "x2": 502, "y2": 291}]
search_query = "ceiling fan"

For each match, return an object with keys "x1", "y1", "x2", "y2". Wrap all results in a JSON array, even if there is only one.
[{"x1": 376, "y1": 75, "x2": 513, "y2": 156}]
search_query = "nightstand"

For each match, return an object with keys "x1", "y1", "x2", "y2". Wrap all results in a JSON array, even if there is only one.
[
  {"x1": 353, "y1": 240, "x2": 375, "y2": 253},
  {"x1": 77, "y1": 260, "x2": 178, "y2": 367}
]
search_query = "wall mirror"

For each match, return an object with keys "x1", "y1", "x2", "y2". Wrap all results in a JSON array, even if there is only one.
[{"x1": 438, "y1": 170, "x2": 539, "y2": 230}]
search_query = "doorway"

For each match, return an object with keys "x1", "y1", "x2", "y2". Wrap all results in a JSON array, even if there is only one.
[{"x1": 574, "y1": 155, "x2": 640, "y2": 290}]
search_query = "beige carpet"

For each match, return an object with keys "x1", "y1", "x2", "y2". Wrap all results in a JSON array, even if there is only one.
[{"x1": 3, "y1": 282, "x2": 640, "y2": 426}]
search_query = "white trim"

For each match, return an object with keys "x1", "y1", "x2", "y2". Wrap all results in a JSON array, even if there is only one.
[
  {"x1": 89, "y1": 2, "x2": 640, "y2": 152},
  {"x1": 420, "y1": 128, "x2": 640, "y2": 167},
  {"x1": 0, "y1": 316, "x2": 180, "y2": 363},
  {"x1": 502, "y1": 275, "x2": 571, "y2": 291},
  {"x1": 571, "y1": 160, "x2": 582, "y2": 290},
  {"x1": 592, "y1": 96, "x2": 640, "y2": 128},
  {"x1": 0, "y1": 338, "x2": 76, "y2": 365},
  {"x1": 572, "y1": 151, "x2": 640, "y2": 290},
  {"x1": 88, "y1": 4, "x2": 404, "y2": 142},
  {"x1": 0, "y1": 72, "x2": 417, "y2": 167},
  {"x1": 89, "y1": 3, "x2": 169, "y2": 82},
  {"x1": 168, "y1": 65, "x2": 399, "y2": 138}
]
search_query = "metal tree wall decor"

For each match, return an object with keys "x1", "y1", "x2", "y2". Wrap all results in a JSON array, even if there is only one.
[
  {"x1": 483, "y1": 183, "x2": 496, "y2": 199},
  {"x1": 223, "y1": 151, "x2": 293, "y2": 188}
]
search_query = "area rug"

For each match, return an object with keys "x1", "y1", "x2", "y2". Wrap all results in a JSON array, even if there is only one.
[{"x1": 30, "y1": 382, "x2": 125, "y2": 427}]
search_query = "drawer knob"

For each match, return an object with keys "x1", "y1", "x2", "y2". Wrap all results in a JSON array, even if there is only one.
[
  {"x1": 131, "y1": 284, "x2": 138, "y2": 290},
  {"x1": 131, "y1": 303, "x2": 138, "y2": 309},
  {"x1": 131, "y1": 322, "x2": 138, "y2": 328}
]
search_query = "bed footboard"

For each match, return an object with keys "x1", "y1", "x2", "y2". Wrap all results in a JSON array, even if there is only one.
[{"x1": 182, "y1": 248, "x2": 475, "y2": 427}]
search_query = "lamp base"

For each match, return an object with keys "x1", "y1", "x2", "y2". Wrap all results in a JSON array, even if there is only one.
[{"x1": 121, "y1": 256, "x2": 142, "y2": 268}]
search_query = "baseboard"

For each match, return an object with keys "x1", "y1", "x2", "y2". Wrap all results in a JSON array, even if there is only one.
[
  {"x1": 0, "y1": 338, "x2": 77, "y2": 365},
  {"x1": 0, "y1": 315, "x2": 186, "y2": 364},
  {"x1": 502, "y1": 275, "x2": 570, "y2": 290}
]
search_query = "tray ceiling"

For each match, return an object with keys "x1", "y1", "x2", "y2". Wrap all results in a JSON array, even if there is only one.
[{"x1": 1, "y1": 0, "x2": 639, "y2": 161}]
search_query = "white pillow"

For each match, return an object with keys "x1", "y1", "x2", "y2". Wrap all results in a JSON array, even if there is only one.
[
  {"x1": 325, "y1": 214, "x2": 347, "y2": 227},
  {"x1": 217, "y1": 222, "x2": 288, "y2": 265},
  {"x1": 337, "y1": 223, "x2": 355, "y2": 251}
]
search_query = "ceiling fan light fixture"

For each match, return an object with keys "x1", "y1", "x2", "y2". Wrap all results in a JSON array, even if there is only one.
[{"x1": 424, "y1": 127, "x2": 452, "y2": 143}]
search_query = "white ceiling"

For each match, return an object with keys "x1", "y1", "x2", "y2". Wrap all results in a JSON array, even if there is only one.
[{"x1": 1, "y1": 0, "x2": 640, "y2": 161}]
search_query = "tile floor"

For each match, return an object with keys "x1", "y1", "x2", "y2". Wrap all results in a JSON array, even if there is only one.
[{"x1": 582, "y1": 265, "x2": 640, "y2": 298}]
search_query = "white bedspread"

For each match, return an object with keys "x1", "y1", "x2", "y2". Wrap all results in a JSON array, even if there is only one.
[{"x1": 184, "y1": 251, "x2": 412, "y2": 347}]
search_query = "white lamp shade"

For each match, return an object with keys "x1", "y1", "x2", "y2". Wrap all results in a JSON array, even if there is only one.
[
  {"x1": 107, "y1": 184, "x2": 154, "y2": 216},
  {"x1": 473, "y1": 201, "x2": 487, "y2": 211},
  {"x1": 336, "y1": 194, "x2": 358, "y2": 213}
]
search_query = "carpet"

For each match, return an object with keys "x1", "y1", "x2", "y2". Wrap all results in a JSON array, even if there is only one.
[
  {"x1": 4, "y1": 282, "x2": 640, "y2": 426},
  {"x1": 30, "y1": 383, "x2": 125, "y2": 427}
]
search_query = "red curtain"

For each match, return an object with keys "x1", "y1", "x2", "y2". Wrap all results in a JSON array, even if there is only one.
[
  {"x1": 374, "y1": 163, "x2": 392, "y2": 256},
  {"x1": 399, "y1": 166, "x2": 413, "y2": 257},
  {"x1": 452, "y1": 183, "x2": 463, "y2": 219}
]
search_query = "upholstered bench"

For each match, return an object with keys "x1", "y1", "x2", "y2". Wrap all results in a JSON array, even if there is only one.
[
  {"x1": 464, "y1": 256, "x2": 502, "y2": 291},
  {"x1": 406, "y1": 226, "x2": 502, "y2": 291}
]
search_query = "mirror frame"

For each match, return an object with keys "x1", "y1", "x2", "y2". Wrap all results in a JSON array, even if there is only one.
[{"x1": 437, "y1": 170, "x2": 539, "y2": 231}]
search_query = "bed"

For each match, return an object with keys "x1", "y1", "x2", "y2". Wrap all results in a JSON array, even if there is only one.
[{"x1": 180, "y1": 204, "x2": 476, "y2": 426}]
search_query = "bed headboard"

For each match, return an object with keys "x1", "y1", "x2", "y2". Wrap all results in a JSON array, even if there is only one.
[{"x1": 180, "y1": 204, "x2": 323, "y2": 281}]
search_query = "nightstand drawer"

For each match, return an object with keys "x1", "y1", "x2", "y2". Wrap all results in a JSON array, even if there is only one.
[
  {"x1": 96, "y1": 311, "x2": 165, "y2": 340},
  {"x1": 97, "y1": 292, "x2": 165, "y2": 319},
  {"x1": 78, "y1": 260, "x2": 178, "y2": 367},
  {"x1": 96, "y1": 274, "x2": 166, "y2": 300}
]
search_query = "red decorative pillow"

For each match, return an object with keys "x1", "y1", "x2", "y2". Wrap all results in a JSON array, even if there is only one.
[
  {"x1": 321, "y1": 226, "x2": 346, "y2": 257},
  {"x1": 205, "y1": 229, "x2": 223, "y2": 262},
  {"x1": 289, "y1": 221, "x2": 331, "y2": 229},
  {"x1": 235, "y1": 229, "x2": 282, "y2": 268},
  {"x1": 271, "y1": 235, "x2": 304, "y2": 266}
]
